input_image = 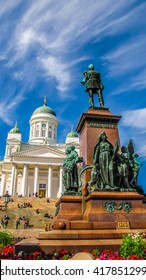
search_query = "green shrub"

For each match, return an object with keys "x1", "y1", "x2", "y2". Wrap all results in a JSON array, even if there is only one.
[
  {"x1": 120, "y1": 232, "x2": 146, "y2": 258},
  {"x1": 0, "y1": 231, "x2": 14, "y2": 246}
]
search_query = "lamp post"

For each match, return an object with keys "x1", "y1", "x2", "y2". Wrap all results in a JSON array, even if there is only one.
[{"x1": 3, "y1": 191, "x2": 11, "y2": 210}]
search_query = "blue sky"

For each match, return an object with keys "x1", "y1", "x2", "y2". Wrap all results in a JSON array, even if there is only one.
[{"x1": 0, "y1": 0, "x2": 146, "y2": 190}]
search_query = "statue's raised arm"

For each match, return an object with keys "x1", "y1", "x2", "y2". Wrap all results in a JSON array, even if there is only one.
[{"x1": 80, "y1": 64, "x2": 105, "y2": 108}]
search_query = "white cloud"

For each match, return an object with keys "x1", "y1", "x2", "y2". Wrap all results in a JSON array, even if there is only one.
[
  {"x1": 101, "y1": 34, "x2": 146, "y2": 96},
  {"x1": 18, "y1": 29, "x2": 36, "y2": 50},
  {"x1": 0, "y1": 1, "x2": 142, "y2": 50},
  {"x1": 129, "y1": 69, "x2": 146, "y2": 90},
  {"x1": 93, "y1": 1, "x2": 146, "y2": 39},
  {"x1": 0, "y1": 91, "x2": 25, "y2": 125},
  {"x1": 1, "y1": 1, "x2": 143, "y2": 84},
  {"x1": 110, "y1": 68, "x2": 146, "y2": 95},
  {"x1": 38, "y1": 56, "x2": 71, "y2": 94},
  {"x1": 138, "y1": 145, "x2": 146, "y2": 155},
  {"x1": 0, "y1": 0, "x2": 20, "y2": 17},
  {"x1": 121, "y1": 108, "x2": 146, "y2": 130},
  {"x1": 102, "y1": 35, "x2": 146, "y2": 78},
  {"x1": 0, "y1": 0, "x2": 146, "y2": 125},
  {"x1": 10, "y1": 1, "x2": 134, "y2": 92}
]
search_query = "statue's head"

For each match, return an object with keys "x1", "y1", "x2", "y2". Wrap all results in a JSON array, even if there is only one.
[
  {"x1": 99, "y1": 131, "x2": 107, "y2": 141},
  {"x1": 70, "y1": 144, "x2": 75, "y2": 150},
  {"x1": 65, "y1": 145, "x2": 75, "y2": 155},
  {"x1": 65, "y1": 146, "x2": 71, "y2": 155},
  {"x1": 133, "y1": 153, "x2": 139, "y2": 158},
  {"x1": 88, "y1": 64, "x2": 94, "y2": 70}
]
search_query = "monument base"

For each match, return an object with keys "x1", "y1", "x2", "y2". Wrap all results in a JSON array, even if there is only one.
[
  {"x1": 83, "y1": 191, "x2": 146, "y2": 229},
  {"x1": 15, "y1": 234, "x2": 124, "y2": 254},
  {"x1": 15, "y1": 191, "x2": 146, "y2": 254},
  {"x1": 15, "y1": 227, "x2": 146, "y2": 254},
  {"x1": 52, "y1": 191, "x2": 146, "y2": 230},
  {"x1": 55, "y1": 195, "x2": 83, "y2": 223}
]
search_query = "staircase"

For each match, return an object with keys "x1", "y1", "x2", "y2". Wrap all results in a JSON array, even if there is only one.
[{"x1": 0, "y1": 196, "x2": 57, "y2": 229}]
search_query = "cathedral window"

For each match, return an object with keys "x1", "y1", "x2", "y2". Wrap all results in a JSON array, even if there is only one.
[
  {"x1": 48, "y1": 131, "x2": 52, "y2": 138},
  {"x1": 39, "y1": 183, "x2": 46, "y2": 189},
  {"x1": 54, "y1": 128, "x2": 56, "y2": 139},
  {"x1": 10, "y1": 146, "x2": 17, "y2": 154},
  {"x1": 41, "y1": 130, "x2": 46, "y2": 137},
  {"x1": 35, "y1": 130, "x2": 39, "y2": 137},
  {"x1": 48, "y1": 125, "x2": 52, "y2": 138}
]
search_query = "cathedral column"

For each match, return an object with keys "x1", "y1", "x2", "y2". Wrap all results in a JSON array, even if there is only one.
[
  {"x1": 13, "y1": 167, "x2": 18, "y2": 196},
  {"x1": 33, "y1": 165, "x2": 39, "y2": 195},
  {"x1": 58, "y1": 166, "x2": 63, "y2": 196},
  {"x1": 22, "y1": 164, "x2": 27, "y2": 196},
  {"x1": 46, "y1": 123, "x2": 49, "y2": 139},
  {"x1": 9, "y1": 164, "x2": 16, "y2": 196},
  {"x1": 0, "y1": 172, "x2": 6, "y2": 196},
  {"x1": 47, "y1": 165, "x2": 52, "y2": 197},
  {"x1": 12, "y1": 165, "x2": 18, "y2": 196}
]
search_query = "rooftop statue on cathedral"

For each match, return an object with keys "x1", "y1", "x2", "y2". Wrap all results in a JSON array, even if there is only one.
[{"x1": 80, "y1": 64, "x2": 104, "y2": 108}]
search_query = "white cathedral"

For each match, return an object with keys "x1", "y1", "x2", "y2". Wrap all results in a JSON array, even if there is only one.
[{"x1": 0, "y1": 98, "x2": 80, "y2": 198}]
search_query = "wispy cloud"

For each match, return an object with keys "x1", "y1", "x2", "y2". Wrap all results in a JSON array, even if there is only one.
[
  {"x1": 102, "y1": 34, "x2": 146, "y2": 96},
  {"x1": 92, "y1": 1, "x2": 146, "y2": 39},
  {"x1": 103, "y1": 36, "x2": 146, "y2": 77},
  {"x1": 38, "y1": 56, "x2": 71, "y2": 94},
  {"x1": 119, "y1": 108, "x2": 146, "y2": 157},
  {"x1": 0, "y1": 90, "x2": 25, "y2": 125},
  {"x1": 121, "y1": 108, "x2": 146, "y2": 130},
  {"x1": 0, "y1": 0, "x2": 20, "y2": 18},
  {"x1": 0, "y1": 0, "x2": 146, "y2": 124}
]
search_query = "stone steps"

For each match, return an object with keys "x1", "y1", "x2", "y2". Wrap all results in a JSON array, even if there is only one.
[{"x1": 0, "y1": 197, "x2": 57, "y2": 229}]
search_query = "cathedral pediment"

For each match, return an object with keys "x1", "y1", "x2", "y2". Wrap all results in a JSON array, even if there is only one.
[{"x1": 12, "y1": 146, "x2": 65, "y2": 159}]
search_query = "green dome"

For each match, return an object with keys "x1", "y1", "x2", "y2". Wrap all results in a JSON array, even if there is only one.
[
  {"x1": 9, "y1": 122, "x2": 21, "y2": 134},
  {"x1": 32, "y1": 104, "x2": 56, "y2": 116},
  {"x1": 67, "y1": 130, "x2": 78, "y2": 138}
]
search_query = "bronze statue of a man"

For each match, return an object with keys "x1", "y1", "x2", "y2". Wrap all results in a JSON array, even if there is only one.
[{"x1": 81, "y1": 64, "x2": 104, "y2": 108}]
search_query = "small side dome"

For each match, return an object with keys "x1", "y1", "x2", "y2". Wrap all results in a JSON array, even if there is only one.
[
  {"x1": 9, "y1": 122, "x2": 21, "y2": 134},
  {"x1": 32, "y1": 97, "x2": 56, "y2": 116},
  {"x1": 66, "y1": 127, "x2": 79, "y2": 145},
  {"x1": 67, "y1": 130, "x2": 78, "y2": 138}
]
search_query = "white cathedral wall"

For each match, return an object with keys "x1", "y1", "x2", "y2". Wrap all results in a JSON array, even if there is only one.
[{"x1": 7, "y1": 133, "x2": 21, "y2": 141}]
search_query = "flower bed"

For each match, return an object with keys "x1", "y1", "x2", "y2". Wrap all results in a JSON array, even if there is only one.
[
  {"x1": 0, "y1": 231, "x2": 146, "y2": 260},
  {"x1": 0, "y1": 246, "x2": 146, "y2": 260}
]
